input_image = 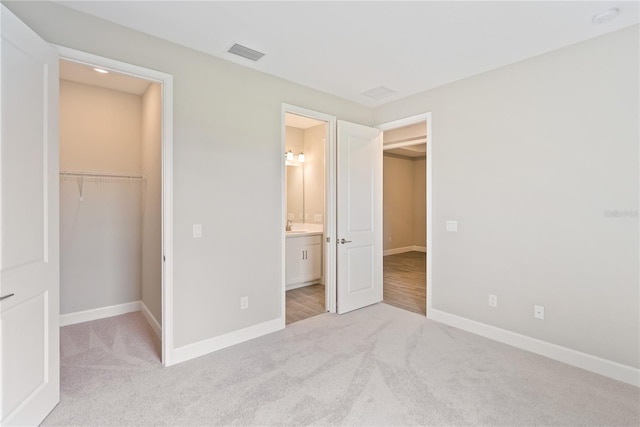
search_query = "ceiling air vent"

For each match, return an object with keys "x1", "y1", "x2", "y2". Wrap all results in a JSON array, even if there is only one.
[
  {"x1": 362, "y1": 86, "x2": 396, "y2": 100},
  {"x1": 227, "y1": 43, "x2": 265, "y2": 62}
]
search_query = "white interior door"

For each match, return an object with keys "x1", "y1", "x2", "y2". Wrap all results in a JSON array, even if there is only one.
[
  {"x1": 336, "y1": 121, "x2": 382, "y2": 314},
  {"x1": 1, "y1": 5, "x2": 60, "y2": 425}
]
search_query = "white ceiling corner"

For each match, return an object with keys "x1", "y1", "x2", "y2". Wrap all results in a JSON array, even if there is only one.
[{"x1": 55, "y1": 1, "x2": 640, "y2": 107}]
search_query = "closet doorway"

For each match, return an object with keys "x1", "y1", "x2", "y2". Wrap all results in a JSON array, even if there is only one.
[
  {"x1": 380, "y1": 117, "x2": 430, "y2": 316},
  {"x1": 57, "y1": 57, "x2": 166, "y2": 369}
]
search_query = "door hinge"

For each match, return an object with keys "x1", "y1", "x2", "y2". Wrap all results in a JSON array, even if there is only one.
[
  {"x1": 163, "y1": 255, "x2": 166, "y2": 262},
  {"x1": 326, "y1": 237, "x2": 330, "y2": 243}
]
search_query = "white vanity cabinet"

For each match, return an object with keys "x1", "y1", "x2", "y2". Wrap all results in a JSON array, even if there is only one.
[{"x1": 286, "y1": 233, "x2": 322, "y2": 289}]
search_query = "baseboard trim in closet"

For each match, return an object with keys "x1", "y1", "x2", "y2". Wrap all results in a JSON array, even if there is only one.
[
  {"x1": 60, "y1": 301, "x2": 141, "y2": 326},
  {"x1": 384, "y1": 246, "x2": 426, "y2": 256},
  {"x1": 141, "y1": 302, "x2": 162, "y2": 338}
]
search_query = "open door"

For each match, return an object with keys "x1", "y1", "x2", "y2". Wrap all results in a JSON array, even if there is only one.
[
  {"x1": 336, "y1": 121, "x2": 382, "y2": 314},
  {"x1": 1, "y1": 5, "x2": 60, "y2": 425}
]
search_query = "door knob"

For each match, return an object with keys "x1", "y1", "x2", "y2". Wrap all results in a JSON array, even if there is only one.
[{"x1": 340, "y1": 238, "x2": 352, "y2": 244}]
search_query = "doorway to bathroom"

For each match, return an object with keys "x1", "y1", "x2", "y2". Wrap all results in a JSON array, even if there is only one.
[
  {"x1": 284, "y1": 112, "x2": 329, "y2": 324},
  {"x1": 379, "y1": 115, "x2": 431, "y2": 316}
]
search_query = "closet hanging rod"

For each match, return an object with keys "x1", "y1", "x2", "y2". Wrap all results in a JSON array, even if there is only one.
[{"x1": 60, "y1": 171, "x2": 145, "y2": 180}]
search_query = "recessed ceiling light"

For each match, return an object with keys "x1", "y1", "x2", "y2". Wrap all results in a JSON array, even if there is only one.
[
  {"x1": 93, "y1": 68, "x2": 109, "y2": 74},
  {"x1": 592, "y1": 8, "x2": 619, "y2": 25}
]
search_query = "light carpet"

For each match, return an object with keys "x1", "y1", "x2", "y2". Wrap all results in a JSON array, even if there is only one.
[{"x1": 43, "y1": 304, "x2": 639, "y2": 426}]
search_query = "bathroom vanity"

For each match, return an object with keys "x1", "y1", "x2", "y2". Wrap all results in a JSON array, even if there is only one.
[{"x1": 285, "y1": 231, "x2": 323, "y2": 290}]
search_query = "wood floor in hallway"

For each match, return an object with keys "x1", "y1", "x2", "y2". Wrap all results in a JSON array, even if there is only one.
[
  {"x1": 383, "y1": 251, "x2": 426, "y2": 315},
  {"x1": 286, "y1": 284, "x2": 325, "y2": 325}
]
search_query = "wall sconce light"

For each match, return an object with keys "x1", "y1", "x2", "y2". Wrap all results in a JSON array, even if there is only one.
[
  {"x1": 298, "y1": 152, "x2": 305, "y2": 162},
  {"x1": 286, "y1": 150, "x2": 294, "y2": 161}
]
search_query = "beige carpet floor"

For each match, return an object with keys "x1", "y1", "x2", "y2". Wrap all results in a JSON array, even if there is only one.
[{"x1": 44, "y1": 304, "x2": 639, "y2": 426}]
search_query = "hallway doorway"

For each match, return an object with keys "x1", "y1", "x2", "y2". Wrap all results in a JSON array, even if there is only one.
[{"x1": 380, "y1": 117, "x2": 429, "y2": 315}]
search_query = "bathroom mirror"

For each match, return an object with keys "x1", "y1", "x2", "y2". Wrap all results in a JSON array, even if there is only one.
[{"x1": 286, "y1": 164, "x2": 304, "y2": 223}]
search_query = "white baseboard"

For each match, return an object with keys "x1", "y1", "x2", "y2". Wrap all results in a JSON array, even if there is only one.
[
  {"x1": 170, "y1": 318, "x2": 283, "y2": 365},
  {"x1": 141, "y1": 302, "x2": 162, "y2": 338},
  {"x1": 60, "y1": 301, "x2": 141, "y2": 326},
  {"x1": 384, "y1": 246, "x2": 426, "y2": 256},
  {"x1": 429, "y1": 309, "x2": 640, "y2": 387},
  {"x1": 286, "y1": 280, "x2": 322, "y2": 291}
]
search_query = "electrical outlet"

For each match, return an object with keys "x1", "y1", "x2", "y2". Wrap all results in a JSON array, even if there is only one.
[
  {"x1": 489, "y1": 294, "x2": 497, "y2": 308},
  {"x1": 446, "y1": 220, "x2": 458, "y2": 232},
  {"x1": 240, "y1": 296, "x2": 249, "y2": 310},
  {"x1": 193, "y1": 224, "x2": 202, "y2": 238},
  {"x1": 534, "y1": 305, "x2": 545, "y2": 320}
]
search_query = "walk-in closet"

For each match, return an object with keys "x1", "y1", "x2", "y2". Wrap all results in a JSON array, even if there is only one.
[{"x1": 58, "y1": 59, "x2": 163, "y2": 363}]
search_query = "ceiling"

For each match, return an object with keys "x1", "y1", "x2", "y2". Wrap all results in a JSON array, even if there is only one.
[
  {"x1": 55, "y1": 1, "x2": 639, "y2": 107},
  {"x1": 385, "y1": 144, "x2": 427, "y2": 158},
  {"x1": 285, "y1": 113, "x2": 325, "y2": 130},
  {"x1": 60, "y1": 59, "x2": 151, "y2": 95}
]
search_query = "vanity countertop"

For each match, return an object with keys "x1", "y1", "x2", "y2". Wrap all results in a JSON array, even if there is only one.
[{"x1": 285, "y1": 230, "x2": 323, "y2": 237}]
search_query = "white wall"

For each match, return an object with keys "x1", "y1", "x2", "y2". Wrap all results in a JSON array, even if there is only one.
[
  {"x1": 383, "y1": 154, "x2": 415, "y2": 250},
  {"x1": 285, "y1": 126, "x2": 304, "y2": 222},
  {"x1": 7, "y1": 1, "x2": 373, "y2": 349},
  {"x1": 375, "y1": 25, "x2": 640, "y2": 368},
  {"x1": 303, "y1": 124, "x2": 325, "y2": 224},
  {"x1": 59, "y1": 80, "x2": 143, "y2": 314},
  {"x1": 413, "y1": 158, "x2": 426, "y2": 247},
  {"x1": 141, "y1": 82, "x2": 162, "y2": 326},
  {"x1": 59, "y1": 80, "x2": 142, "y2": 174}
]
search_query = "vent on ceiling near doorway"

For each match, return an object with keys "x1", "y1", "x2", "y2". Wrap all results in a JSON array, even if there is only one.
[
  {"x1": 227, "y1": 43, "x2": 265, "y2": 61},
  {"x1": 362, "y1": 86, "x2": 397, "y2": 100}
]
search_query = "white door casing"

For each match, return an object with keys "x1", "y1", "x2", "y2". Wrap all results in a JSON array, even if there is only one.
[
  {"x1": 0, "y1": 5, "x2": 60, "y2": 426},
  {"x1": 336, "y1": 121, "x2": 383, "y2": 314}
]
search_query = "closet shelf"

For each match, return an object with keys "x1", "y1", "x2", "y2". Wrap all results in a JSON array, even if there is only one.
[{"x1": 60, "y1": 171, "x2": 145, "y2": 180}]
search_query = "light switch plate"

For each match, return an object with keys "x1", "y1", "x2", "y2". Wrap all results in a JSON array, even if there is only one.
[
  {"x1": 314, "y1": 213, "x2": 323, "y2": 222},
  {"x1": 534, "y1": 305, "x2": 545, "y2": 320},
  {"x1": 193, "y1": 224, "x2": 202, "y2": 238},
  {"x1": 446, "y1": 220, "x2": 458, "y2": 232}
]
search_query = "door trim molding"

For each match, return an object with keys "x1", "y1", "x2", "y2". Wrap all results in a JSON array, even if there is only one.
[
  {"x1": 377, "y1": 113, "x2": 432, "y2": 318},
  {"x1": 55, "y1": 46, "x2": 175, "y2": 365},
  {"x1": 281, "y1": 104, "x2": 337, "y2": 319}
]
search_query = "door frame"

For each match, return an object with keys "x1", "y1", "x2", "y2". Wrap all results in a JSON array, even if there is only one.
[
  {"x1": 281, "y1": 104, "x2": 337, "y2": 320},
  {"x1": 377, "y1": 113, "x2": 433, "y2": 317},
  {"x1": 55, "y1": 46, "x2": 175, "y2": 364}
]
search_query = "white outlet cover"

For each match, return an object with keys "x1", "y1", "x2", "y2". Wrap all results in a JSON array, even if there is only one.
[
  {"x1": 446, "y1": 220, "x2": 458, "y2": 232},
  {"x1": 193, "y1": 224, "x2": 202, "y2": 238},
  {"x1": 489, "y1": 294, "x2": 497, "y2": 307}
]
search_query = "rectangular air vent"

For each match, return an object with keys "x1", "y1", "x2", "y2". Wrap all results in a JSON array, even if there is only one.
[
  {"x1": 362, "y1": 86, "x2": 396, "y2": 100},
  {"x1": 227, "y1": 43, "x2": 265, "y2": 61}
]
